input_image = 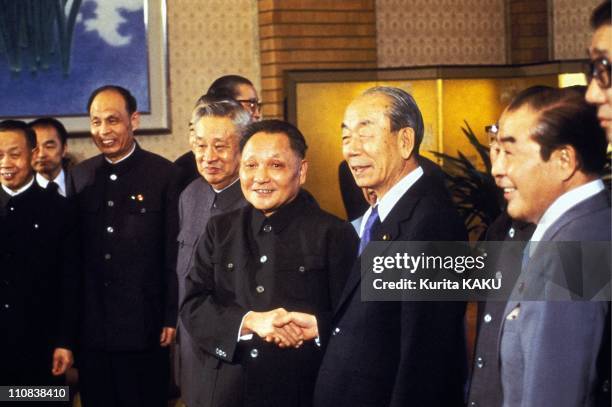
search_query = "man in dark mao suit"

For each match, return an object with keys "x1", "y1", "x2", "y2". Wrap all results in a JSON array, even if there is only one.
[
  {"x1": 176, "y1": 97, "x2": 250, "y2": 407},
  {"x1": 181, "y1": 120, "x2": 358, "y2": 407},
  {"x1": 289, "y1": 86, "x2": 468, "y2": 407},
  {"x1": 70, "y1": 85, "x2": 179, "y2": 407},
  {"x1": 0, "y1": 120, "x2": 78, "y2": 394},
  {"x1": 492, "y1": 86, "x2": 611, "y2": 406}
]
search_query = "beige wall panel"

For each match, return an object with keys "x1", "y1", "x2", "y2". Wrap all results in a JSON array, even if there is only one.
[
  {"x1": 552, "y1": 0, "x2": 600, "y2": 60},
  {"x1": 377, "y1": 0, "x2": 506, "y2": 67}
]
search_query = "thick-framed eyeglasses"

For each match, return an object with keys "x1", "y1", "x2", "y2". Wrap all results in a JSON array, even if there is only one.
[
  {"x1": 586, "y1": 57, "x2": 611, "y2": 89},
  {"x1": 236, "y1": 98, "x2": 263, "y2": 112}
]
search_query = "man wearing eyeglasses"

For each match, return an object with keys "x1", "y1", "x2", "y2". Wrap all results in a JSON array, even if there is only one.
[{"x1": 586, "y1": 0, "x2": 612, "y2": 142}]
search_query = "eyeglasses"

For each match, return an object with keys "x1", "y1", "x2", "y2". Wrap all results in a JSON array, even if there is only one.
[
  {"x1": 236, "y1": 98, "x2": 262, "y2": 112},
  {"x1": 485, "y1": 124, "x2": 499, "y2": 147},
  {"x1": 587, "y1": 57, "x2": 611, "y2": 89}
]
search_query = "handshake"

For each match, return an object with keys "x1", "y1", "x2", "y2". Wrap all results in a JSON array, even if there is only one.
[{"x1": 240, "y1": 308, "x2": 318, "y2": 348}]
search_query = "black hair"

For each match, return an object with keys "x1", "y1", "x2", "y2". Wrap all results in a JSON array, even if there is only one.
[
  {"x1": 506, "y1": 85, "x2": 607, "y2": 174},
  {"x1": 240, "y1": 120, "x2": 308, "y2": 159},
  {"x1": 207, "y1": 75, "x2": 254, "y2": 100},
  {"x1": 28, "y1": 117, "x2": 68, "y2": 146},
  {"x1": 0, "y1": 120, "x2": 37, "y2": 150},
  {"x1": 86, "y1": 85, "x2": 138, "y2": 115},
  {"x1": 591, "y1": 1, "x2": 611, "y2": 30}
]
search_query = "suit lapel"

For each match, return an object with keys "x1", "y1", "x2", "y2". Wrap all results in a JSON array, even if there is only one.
[{"x1": 333, "y1": 177, "x2": 426, "y2": 316}]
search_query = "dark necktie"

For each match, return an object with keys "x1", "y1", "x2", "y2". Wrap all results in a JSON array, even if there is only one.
[
  {"x1": 47, "y1": 181, "x2": 60, "y2": 195},
  {"x1": 359, "y1": 205, "x2": 380, "y2": 255}
]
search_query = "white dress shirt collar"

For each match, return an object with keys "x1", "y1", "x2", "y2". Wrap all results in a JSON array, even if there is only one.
[
  {"x1": 358, "y1": 166, "x2": 424, "y2": 238},
  {"x1": 36, "y1": 169, "x2": 66, "y2": 197},
  {"x1": 2, "y1": 177, "x2": 35, "y2": 197},
  {"x1": 530, "y1": 179, "x2": 605, "y2": 243}
]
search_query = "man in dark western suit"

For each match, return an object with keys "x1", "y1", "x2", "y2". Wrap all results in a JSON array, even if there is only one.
[
  {"x1": 0, "y1": 120, "x2": 78, "y2": 395},
  {"x1": 175, "y1": 97, "x2": 251, "y2": 407},
  {"x1": 287, "y1": 86, "x2": 468, "y2": 407},
  {"x1": 492, "y1": 86, "x2": 610, "y2": 406},
  {"x1": 29, "y1": 117, "x2": 72, "y2": 197},
  {"x1": 180, "y1": 119, "x2": 358, "y2": 407},
  {"x1": 70, "y1": 85, "x2": 180, "y2": 407}
]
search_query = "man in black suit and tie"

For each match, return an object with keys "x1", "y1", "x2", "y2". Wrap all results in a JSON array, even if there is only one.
[
  {"x1": 285, "y1": 86, "x2": 468, "y2": 406},
  {"x1": 29, "y1": 117, "x2": 71, "y2": 197}
]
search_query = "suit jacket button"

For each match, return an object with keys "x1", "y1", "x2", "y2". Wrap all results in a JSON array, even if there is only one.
[
  {"x1": 263, "y1": 224, "x2": 272, "y2": 233},
  {"x1": 260, "y1": 255, "x2": 268, "y2": 263},
  {"x1": 382, "y1": 234, "x2": 390, "y2": 240},
  {"x1": 508, "y1": 227, "x2": 515, "y2": 238},
  {"x1": 227, "y1": 263, "x2": 234, "y2": 270},
  {"x1": 298, "y1": 266, "x2": 305, "y2": 273},
  {"x1": 104, "y1": 253, "x2": 112, "y2": 260},
  {"x1": 603, "y1": 379, "x2": 610, "y2": 393},
  {"x1": 109, "y1": 174, "x2": 118, "y2": 181},
  {"x1": 469, "y1": 402, "x2": 477, "y2": 406},
  {"x1": 256, "y1": 285, "x2": 265, "y2": 294},
  {"x1": 483, "y1": 313, "x2": 492, "y2": 323},
  {"x1": 332, "y1": 327, "x2": 341, "y2": 336},
  {"x1": 250, "y1": 349, "x2": 259, "y2": 358},
  {"x1": 107, "y1": 226, "x2": 114, "y2": 234},
  {"x1": 3, "y1": 304, "x2": 9, "y2": 309}
]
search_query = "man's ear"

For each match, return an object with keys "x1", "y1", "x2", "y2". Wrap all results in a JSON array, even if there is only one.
[
  {"x1": 130, "y1": 111, "x2": 140, "y2": 132},
  {"x1": 397, "y1": 127, "x2": 415, "y2": 160},
  {"x1": 554, "y1": 145, "x2": 579, "y2": 181},
  {"x1": 299, "y1": 159, "x2": 308, "y2": 185}
]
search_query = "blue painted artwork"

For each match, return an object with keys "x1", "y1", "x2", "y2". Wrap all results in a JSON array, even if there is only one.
[{"x1": 0, "y1": 0, "x2": 150, "y2": 118}]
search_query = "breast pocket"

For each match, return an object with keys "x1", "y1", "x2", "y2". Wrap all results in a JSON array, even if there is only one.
[
  {"x1": 177, "y1": 229, "x2": 200, "y2": 277},
  {"x1": 277, "y1": 256, "x2": 327, "y2": 300},
  {"x1": 125, "y1": 194, "x2": 162, "y2": 239}
]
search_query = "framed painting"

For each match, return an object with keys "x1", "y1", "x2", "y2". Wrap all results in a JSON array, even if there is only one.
[{"x1": 0, "y1": 0, "x2": 169, "y2": 135}]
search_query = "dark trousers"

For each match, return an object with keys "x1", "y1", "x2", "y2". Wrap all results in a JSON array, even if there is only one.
[{"x1": 79, "y1": 347, "x2": 169, "y2": 407}]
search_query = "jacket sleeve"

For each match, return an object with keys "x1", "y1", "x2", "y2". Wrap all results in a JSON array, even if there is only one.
[
  {"x1": 317, "y1": 222, "x2": 359, "y2": 346},
  {"x1": 518, "y1": 301, "x2": 608, "y2": 407},
  {"x1": 55, "y1": 197, "x2": 80, "y2": 351},
  {"x1": 163, "y1": 165, "x2": 181, "y2": 327},
  {"x1": 179, "y1": 220, "x2": 248, "y2": 363}
]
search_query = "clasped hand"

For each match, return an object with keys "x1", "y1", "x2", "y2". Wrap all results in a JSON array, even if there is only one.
[{"x1": 241, "y1": 308, "x2": 318, "y2": 348}]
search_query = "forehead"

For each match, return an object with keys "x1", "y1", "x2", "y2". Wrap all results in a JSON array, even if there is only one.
[
  {"x1": 90, "y1": 90, "x2": 129, "y2": 116},
  {"x1": 32, "y1": 125, "x2": 61, "y2": 142},
  {"x1": 498, "y1": 105, "x2": 541, "y2": 143},
  {"x1": 0, "y1": 130, "x2": 29, "y2": 150},
  {"x1": 344, "y1": 93, "x2": 390, "y2": 124},
  {"x1": 590, "y1": 25, "x2": 612, "y2": 56},
  {"x1": 235, "y1": 84, "x2": 257, "y2": 100},
  {"x1": 193, "y1": 116, "x2": 237, "y2": 139},
  {"x1": 243, "y1": 131, "x2": 296, "y2": 159}
]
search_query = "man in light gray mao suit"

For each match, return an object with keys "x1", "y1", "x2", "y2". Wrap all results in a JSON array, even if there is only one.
[
  {"x1": 175, "y1": 97, "x2": 251, "y2": 407},
  {"x1": 492, "y1": 85, "x2": 610, "y2": 407}
]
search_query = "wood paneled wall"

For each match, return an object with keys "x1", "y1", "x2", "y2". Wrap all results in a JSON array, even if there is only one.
[
  {"x1": 258, "y1": 0, "x2": 378, "y2": 119},
  {"x1": 507, "y1": 0, "x2": 550, "y2": 64}
]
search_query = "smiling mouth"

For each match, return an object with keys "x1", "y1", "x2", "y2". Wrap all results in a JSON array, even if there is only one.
[
  {"x1": 350, "y1": 165, "x2": 371, "y2": 174},
  {"x1": 253, "y1": 189, "x2": 274, "y2": 195},
  {"x1": 0, "y1": 171, "x2": 16, "y2": 180},
  {"x1": 100, "y1": 139, "x2": 116, "y2": 147}
]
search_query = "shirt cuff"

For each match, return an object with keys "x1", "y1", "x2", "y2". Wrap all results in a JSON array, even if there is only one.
[{"x1": 237, "y1": 311, "x2": 254, "y2": 342}]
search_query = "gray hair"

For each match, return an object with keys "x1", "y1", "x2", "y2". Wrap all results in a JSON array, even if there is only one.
[
  {"x1": 190, "y1": 96, "x2": 251, "y2": 140},
  {"x1": 362, "y1": 86, "x2": 424, "y2": 152}
]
